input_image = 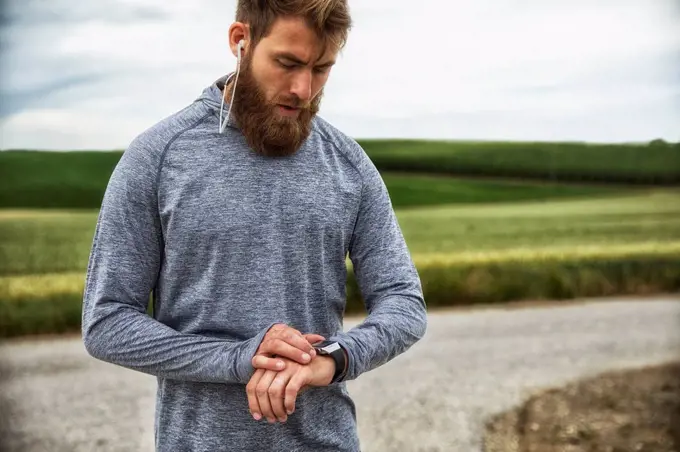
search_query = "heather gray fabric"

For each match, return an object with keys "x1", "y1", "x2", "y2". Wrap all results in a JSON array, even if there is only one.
[{"x1": 81, "y1": 74, "x2": 427, "y2": 452}]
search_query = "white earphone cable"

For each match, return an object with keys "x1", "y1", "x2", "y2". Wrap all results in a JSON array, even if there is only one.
[{"x1": 219, "y1": 40, "x2": 244, "y2": 134}]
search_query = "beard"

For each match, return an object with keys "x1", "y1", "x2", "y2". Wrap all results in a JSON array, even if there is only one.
[{"x1": 224, "y1": 54, "x2": 322, "y2": 158}]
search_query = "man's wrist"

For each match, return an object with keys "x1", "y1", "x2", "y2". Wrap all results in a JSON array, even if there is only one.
[
  {"x1": 312, "y1": 340, "x2": 348, "y2": 383},
  {"x1": 315, "y1": 355, "x2": 337, "y2": 385}
]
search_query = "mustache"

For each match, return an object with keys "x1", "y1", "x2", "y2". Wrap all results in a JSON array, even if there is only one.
[{"x1": 272, "y1": 95, "x2": 316, "y2": 110}]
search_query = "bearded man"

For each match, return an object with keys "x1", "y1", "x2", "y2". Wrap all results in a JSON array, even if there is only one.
[{"x1": 81, "y1": 1, "x2": 427, "y2": 451}]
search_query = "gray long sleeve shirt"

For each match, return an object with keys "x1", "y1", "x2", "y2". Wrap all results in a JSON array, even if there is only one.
[{"x1": 81, "y1": 74, "x2": 427, "y2": 452}]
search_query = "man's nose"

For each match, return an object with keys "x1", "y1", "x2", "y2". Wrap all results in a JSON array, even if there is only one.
[{"x1": 289, "y1": 71, "x2": 312, "y2": 103}]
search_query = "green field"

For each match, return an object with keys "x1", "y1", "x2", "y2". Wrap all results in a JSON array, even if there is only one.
[
  {"x1": 398, "y1": 190, "x2": 680, "y2": 256},
  {"x1": 2, "y1": 183, "x2": 679, "y2": 337},
  {"x1": 1, "y1": 142, "x2": 679, "y2": 338},
  {"x1": 381, "y1": 173, "x2": 625, "y2": 208},
  {"x1": 0, "y1": 150, "x2": 122, "y2": 209},
  {"x1": 2, "y1": 189, "x2": 678, "y2": 276},
  {"x1": 358, "y1": 139, "x2": 680, "y2": 184},
  {"x1": 1, "y1": 140, "x2": 678, "y2": 209},
  {"x1": 0, "y1": 210, "x2": 97, "y2": 276}
]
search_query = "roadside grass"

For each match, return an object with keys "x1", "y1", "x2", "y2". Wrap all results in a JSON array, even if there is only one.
[
  {"x1": 1, "y1": 188, "x2": 678, "y2": 338},
  {"x1": 3, "y1": 190, "x2": 677, "y2": 275},
  {"x1": 3, "y1": 244, "x2": 678, "y2": 338}
]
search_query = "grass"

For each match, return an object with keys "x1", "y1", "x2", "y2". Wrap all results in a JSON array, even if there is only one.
[
  {"x1": 1, "y1": 141, "x2": 678, "y2": 209},
  {"x1": 357, "y1": 139, "x2": 680, "y2": 184},
  {"x1": 3, "y1": 250, "x2": 679, "y2": 338},
  {"x1": 381, "y1": 173, "x2": 625, "y2": 208},
  {"x1": 397, "y1": 190, "x2": 680, "y2": 255},
  {"x1": 3, "y1": 190, "x2": 677, "y2": 276},
  {"x1": 1, "y1": 183, "x2": 679, "y2": 338},
  {"x1": 0, "y1": 150, "x2": 122, "y2": 209},
  {"x1": 5, "y1": 243, "x2": 678, "y2": 303},
  {"x1": 0, "y1": 177, "x2": 643, "y2": 276},
  {"x1": 2, "y1": 190, "x2": 679, "y2": 275},
  {"x1": 0, "y1": 210, "x2": 97, "y2": 275}
]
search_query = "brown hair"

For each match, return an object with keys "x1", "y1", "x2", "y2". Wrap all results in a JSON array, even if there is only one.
[{"x1": 236, "y1": 0, "x2": 352, "y2": 53}]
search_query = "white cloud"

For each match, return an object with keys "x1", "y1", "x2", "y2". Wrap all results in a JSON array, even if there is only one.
[
  {"x1": 1, "y1": 0, "x2": 678, "y2": 150},
  {"x1": 0, "y1": 108, "x2": 145, "y2": 150}
]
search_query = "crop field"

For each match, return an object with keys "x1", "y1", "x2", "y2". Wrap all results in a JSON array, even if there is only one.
[
  {"x1": 358, "y1": 139, "x2": 680, "y2": 184},
  {"x1": 1, "y1": 141, "x2": 679, "y2": 338},
  {"x1": 397, "y1": 190, "x2": 680, "y2": 256},
  {"x1": 2, "y1": 179, "x2": 679, "y2": 337},
  {"x1": 380, "y1": 173, "x2": 625, "y2": 208},
  {"x1": 2, "y1": 141, "x2": 678, "y2": 209},
  {"x1": 2, "y1": 189, "x2": 678, "y2": 275}
]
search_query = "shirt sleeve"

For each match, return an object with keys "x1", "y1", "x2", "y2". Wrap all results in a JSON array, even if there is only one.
[
  {"x1": 327, "y1": 150, "x2": 428, "y2": 382},
  {"x1": 81, "y1": 133, "x2": 273, "y2": 385}
]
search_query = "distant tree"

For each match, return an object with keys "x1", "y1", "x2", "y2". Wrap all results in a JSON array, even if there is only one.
[{"x1": 649, "y1": 138, "x2": 668, "y2": 149}]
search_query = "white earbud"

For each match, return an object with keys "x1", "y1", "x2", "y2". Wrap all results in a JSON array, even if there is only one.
[{"x1": 219, "y1": 39, "x2": 246, "y2": 134}]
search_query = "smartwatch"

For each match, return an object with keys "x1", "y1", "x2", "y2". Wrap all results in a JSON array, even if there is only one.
[{"x1": 313, "y1": 340, "x2": 347, "y2": 383}]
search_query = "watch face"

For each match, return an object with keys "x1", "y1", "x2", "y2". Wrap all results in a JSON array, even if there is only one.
[{"x1": 320, "y1": 342, "x2": 341, "y2": 353}]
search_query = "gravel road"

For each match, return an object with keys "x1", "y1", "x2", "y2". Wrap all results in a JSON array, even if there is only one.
[{"x1": 1, "y1": 296, "x2": 679, "y2": 452}]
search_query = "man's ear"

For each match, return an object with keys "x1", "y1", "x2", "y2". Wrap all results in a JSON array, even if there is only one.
[{"x1": 228, "y1": 22, "x2": 250, "y2": 57}]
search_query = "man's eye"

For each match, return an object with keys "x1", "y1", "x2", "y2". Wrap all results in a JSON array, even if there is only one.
[{"x1": 278, "y1": 61, "x2": 295, "y2": 69}]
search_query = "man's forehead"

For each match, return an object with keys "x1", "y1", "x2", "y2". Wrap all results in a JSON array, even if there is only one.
[{"x1": 260, "y1": 17, "x2": 339, "y2": 66}]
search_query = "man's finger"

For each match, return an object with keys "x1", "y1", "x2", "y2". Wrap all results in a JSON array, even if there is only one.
[
  {"x1": 251, "y1": 354, "x2": 286, "y2": 371},
  {"x1": 268, "y1": 372, "x2": 292, "y2": 422},
  {"x1": 267, "y1": 339, "x2": 316, "y2": 365},
  {"x1": 255, "y1": 370, "x2": 278, "y2": 423},
  {"x1": 267, "y1": 330, "x2": 318, "y2": 356},
  {"x1": 246, "y1": 369, "x2": 266, "y2": 421},
  {"x1": 303, "y1": 334, "x2": 326, "y2": 347},
  {"x1": 285, "y1": 372, "x2": 306, "y2": 416}
]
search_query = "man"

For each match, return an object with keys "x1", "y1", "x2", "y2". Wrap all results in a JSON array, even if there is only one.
[{"x1": 81, "y1": 1, "x2": 427, "y2": 451}]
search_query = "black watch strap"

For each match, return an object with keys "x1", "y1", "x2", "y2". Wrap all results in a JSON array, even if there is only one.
[{"x1": 313, "y1": 341, "x2": 346, "y2": 383}]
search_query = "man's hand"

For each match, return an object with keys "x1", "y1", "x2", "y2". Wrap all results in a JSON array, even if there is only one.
[
  {"x1": 246, "y1": 356, "x2": 336, "y2": 423},
  {"x1": 252, "y1": 323, "x2": 325, "y2": 371}
]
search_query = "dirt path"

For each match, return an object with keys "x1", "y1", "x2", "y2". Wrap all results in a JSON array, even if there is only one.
[{"x1": 484, "y1": 360, "x2": 680, "y2": 451}]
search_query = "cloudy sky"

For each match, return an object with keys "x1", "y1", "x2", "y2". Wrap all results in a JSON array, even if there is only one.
[{"x1": 1, "y1": 0, "x2": 679, "y2": 150}]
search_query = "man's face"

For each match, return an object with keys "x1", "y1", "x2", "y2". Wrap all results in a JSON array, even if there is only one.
[{"x1": 228, "y1": 16, "x2": 338, "y2": 157}]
